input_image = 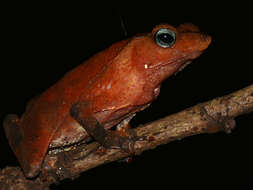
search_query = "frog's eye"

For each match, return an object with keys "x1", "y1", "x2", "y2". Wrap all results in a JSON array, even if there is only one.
[{"x1": 154, "y1": 28, "x2": 176, "y2": 48}]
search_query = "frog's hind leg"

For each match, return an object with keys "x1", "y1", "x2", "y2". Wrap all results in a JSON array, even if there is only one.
[
  {"x1": 3, "y1": 114, "x2": 45, "y2": 178},
  {"x1": 3, "y1": 114, "x2": 23, "y2": 154},
  {"x1": 70, "y1": 102, "x2": 137, "y2": 153}
]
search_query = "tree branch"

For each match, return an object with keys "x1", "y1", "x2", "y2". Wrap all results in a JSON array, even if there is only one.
[{"x1": 1, "y1": 84, "x2": 253, "y2": 189}]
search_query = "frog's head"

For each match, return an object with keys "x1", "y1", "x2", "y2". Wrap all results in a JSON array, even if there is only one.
[{"x1": 131, "y1": 23, "x2": 211, "y2": 88}]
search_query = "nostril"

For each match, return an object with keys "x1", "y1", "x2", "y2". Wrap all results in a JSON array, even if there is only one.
[
  {"x1": 201, "y1": 33, "x2": 211, "y2": 43},
  {"x1": 197, "y1": 33, "x2": 212, "y2": 51}
]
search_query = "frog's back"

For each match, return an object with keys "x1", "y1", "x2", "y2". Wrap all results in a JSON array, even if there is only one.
[{"x1": 8, "y1": 39, "x2": 130, "y2": 177}]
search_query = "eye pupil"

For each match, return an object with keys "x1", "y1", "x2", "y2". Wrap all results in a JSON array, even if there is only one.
[
  {"x1": 155, "y1": 28, "x2": 176, "y2": 48},
  {"x1": 158, "y1": 33, "x2": 174, "y2": 44}
]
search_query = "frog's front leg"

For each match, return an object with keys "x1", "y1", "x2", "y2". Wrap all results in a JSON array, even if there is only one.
[
  {"x1": 116, "y1": 114, "x2": 136, "y2": 137},
  {"x1": 70, "y1": 102, "x2": 136, "y2": 153}
]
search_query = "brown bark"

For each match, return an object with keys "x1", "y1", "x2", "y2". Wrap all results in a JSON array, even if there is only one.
[{"x1": 1, "y1": 84, "x2": 253, "y2": 190}]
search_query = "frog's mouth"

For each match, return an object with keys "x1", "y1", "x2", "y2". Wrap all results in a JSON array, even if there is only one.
[
  {"x1": 148, "y1": 50, "x2": 203, "y2": 70},
  {"x1": 174, "y1": 60, "x2": 193, "y2": 74}
]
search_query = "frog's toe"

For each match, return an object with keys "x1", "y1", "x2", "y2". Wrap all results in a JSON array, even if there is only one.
[{"x1": 120, "y1": 137, "x2": 136, "y2": 154}]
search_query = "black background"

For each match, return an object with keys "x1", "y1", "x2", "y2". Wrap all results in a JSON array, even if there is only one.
[{"x1": 1, "y1": 2, "x2": 252, "y2": 190}]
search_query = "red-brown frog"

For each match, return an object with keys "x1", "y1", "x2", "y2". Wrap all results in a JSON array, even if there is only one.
[{"x1": 3, "y1": 23, "x2": 211, "y2": 178}]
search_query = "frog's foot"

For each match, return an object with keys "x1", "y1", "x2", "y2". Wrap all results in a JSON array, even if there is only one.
[
  {"x1": 103, "y1": 130, "x2": 136, "y2": 153},
  {"x1": 3, "y1": 114, "x2": 23, "y2": 153},
  {"x1": 70, "y1": 102, "x2": 137, "y2": 154},
  {"x1": 115, "y1": 120, "x2": 140, "y2": 162},
  {"x1": 116, "y1": 125, "x2": 138, "y2": 163},
  {"x1": 115, "y1": 126, "x2": 145, "y2": 154}
]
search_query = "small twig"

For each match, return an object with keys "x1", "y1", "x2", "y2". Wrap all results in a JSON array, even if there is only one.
[{"x1": 1, "y1": 84, "x2": 253, "y2": 190}]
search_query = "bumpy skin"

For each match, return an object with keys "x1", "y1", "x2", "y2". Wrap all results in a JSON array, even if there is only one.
[{"x1": 3, "y1": 23, "x2": 211, "y2": 178}]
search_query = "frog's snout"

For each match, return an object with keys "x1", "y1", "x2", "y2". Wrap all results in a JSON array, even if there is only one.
[{"x1": 199, "y1": 33, "x2": 212, "y2": 51}]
